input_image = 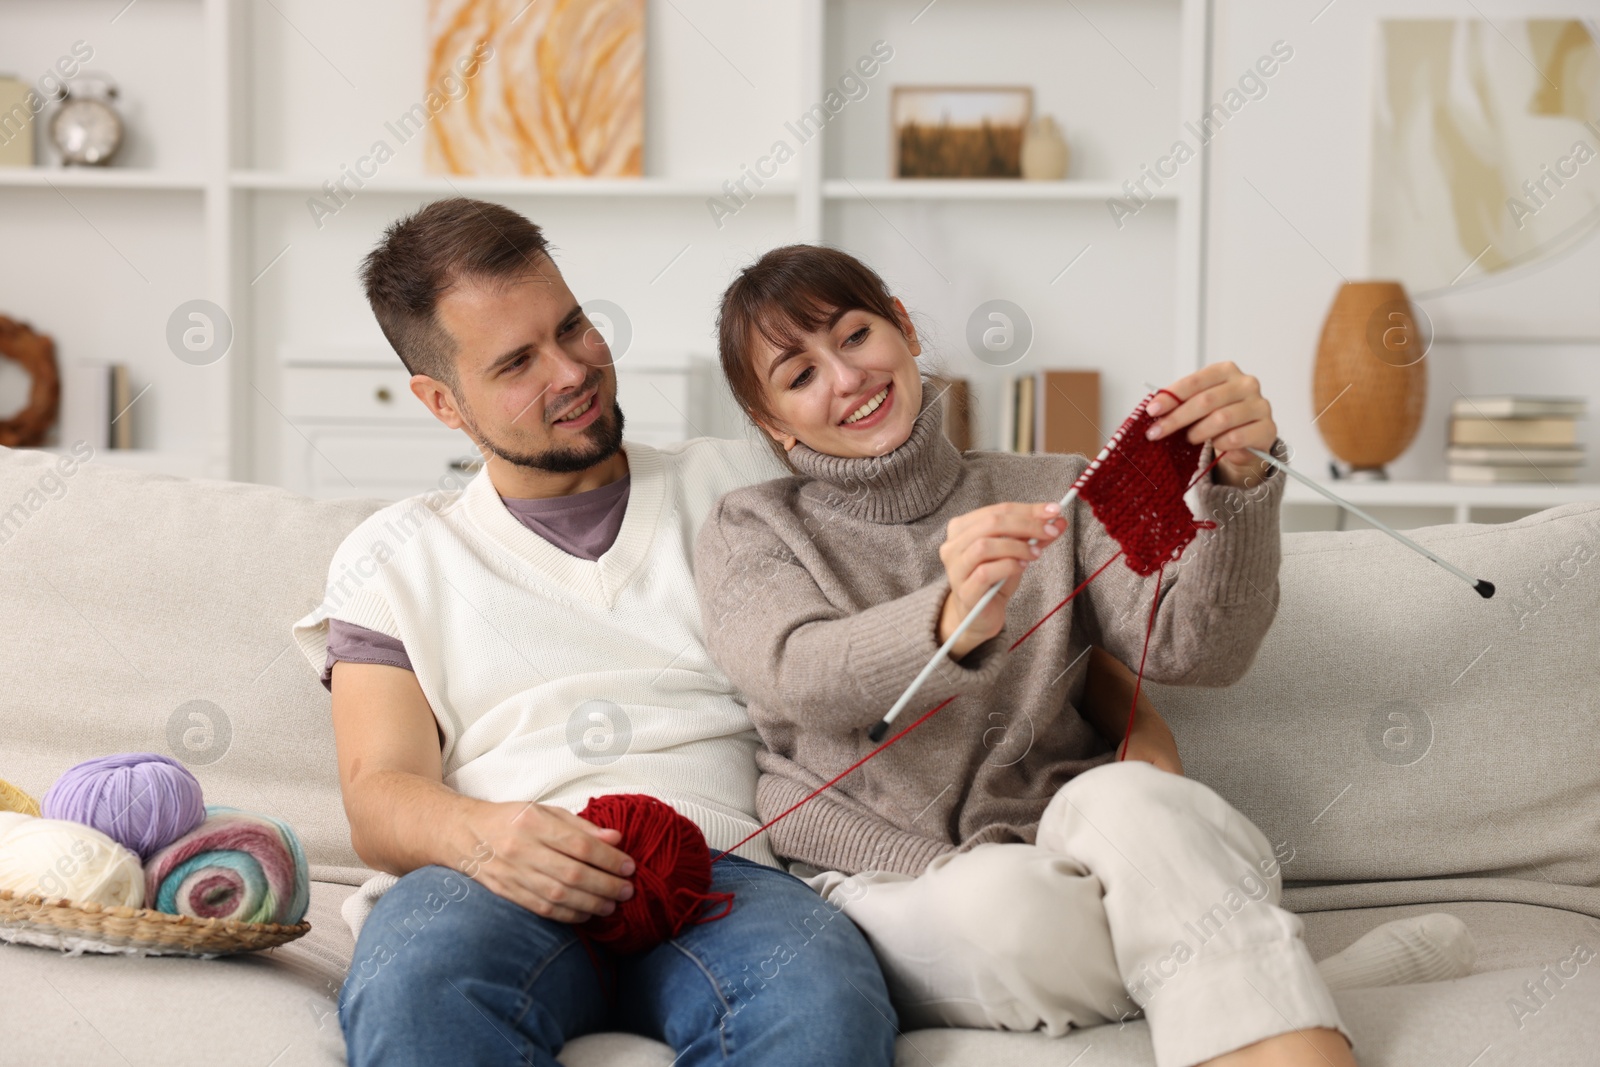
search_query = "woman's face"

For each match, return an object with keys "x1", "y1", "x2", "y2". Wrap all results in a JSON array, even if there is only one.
[{"x1": 750, "y1": 300, "x2": 924, "y2": 459}]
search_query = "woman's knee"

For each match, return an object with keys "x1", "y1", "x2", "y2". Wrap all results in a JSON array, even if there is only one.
[{"x1": 1041, "y1": 762, "x2": 1275, "y2": 866}]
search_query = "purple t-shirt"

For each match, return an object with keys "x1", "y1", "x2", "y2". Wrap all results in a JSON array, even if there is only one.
[{"x1": 319, "y1": 474, "x2": 631, "y2": 690}]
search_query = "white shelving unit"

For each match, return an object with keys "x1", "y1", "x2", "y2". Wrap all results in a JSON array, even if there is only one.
[
  {"x1": 230, "y1": 171, "x2": 796, "y2": 198},
  {"x1": 819, "y1": 178, "x2": 1176, "y2": 201},
  {"x1": 0, "y1": 169, "x2": 207, "y2": 190},
  {"x1": 2, "y1": 0, "x2": 1210, "y2": 499}
]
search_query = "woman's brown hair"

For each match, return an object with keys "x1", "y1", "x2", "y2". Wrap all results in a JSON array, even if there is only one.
[{"x1": 717, "y1": 244, "x2": 908, "y2": 466}]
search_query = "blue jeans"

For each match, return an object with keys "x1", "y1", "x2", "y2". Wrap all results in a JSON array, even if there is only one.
[{"x1": 339, "y1": 855, "x2": 898, "y2": 1066}]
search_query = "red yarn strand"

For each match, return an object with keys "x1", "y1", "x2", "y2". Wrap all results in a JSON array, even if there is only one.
[
  {"x1": 1006, "y1": 549, "x2": 1125, "y2": 652},
  {"x1": 714, "y1": 695, "x2": 960, "y2": 861},
  {"x1": 1117, "y1": 560, "x2": 1166, "y2": 762}
]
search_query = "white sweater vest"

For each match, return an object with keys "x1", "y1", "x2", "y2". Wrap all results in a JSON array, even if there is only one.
[{"x1": 292, "y1": 436, "x2": 788, "y2": 868}]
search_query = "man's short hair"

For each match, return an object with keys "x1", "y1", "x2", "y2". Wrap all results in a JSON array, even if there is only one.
[{"x1": 361, "y1": 198, "x2": 551, "y2": 388}]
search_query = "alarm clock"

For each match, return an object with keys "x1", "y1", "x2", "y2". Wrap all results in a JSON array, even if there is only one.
[{"x1": 50, "y1": 76, "x2": 123, "y2": 166}]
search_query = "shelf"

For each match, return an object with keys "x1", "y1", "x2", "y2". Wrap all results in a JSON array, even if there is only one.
[
  {"x1": 230, "y1": 171, "x2": 795, "y2": 198},
  {"x1": 1283, "y1": 479, "x2": 1600, "y2": 510},
  {"x1": 822, "y1": 178, "x2": 1178, "y2": 202},
  {"x1": 0, "y1": 168, "x2": 206, "y2": 191}
]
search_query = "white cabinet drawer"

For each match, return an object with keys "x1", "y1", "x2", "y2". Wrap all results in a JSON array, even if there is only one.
[
  {"x1": 283, "y1": 367, "x2": 428, "y2": 422},
  {"x1": 301, "y1": 428, "x2": 481, "y2": 500}
]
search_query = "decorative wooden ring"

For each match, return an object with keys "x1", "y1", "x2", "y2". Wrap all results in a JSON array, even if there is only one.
[{"x1": 0, "y1": 316, "x2": 60, "y2": 448}]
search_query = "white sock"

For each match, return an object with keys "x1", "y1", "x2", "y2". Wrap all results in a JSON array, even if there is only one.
[{"x1": 1315, "y1": 912, "x2": 1477, "y2": 990}]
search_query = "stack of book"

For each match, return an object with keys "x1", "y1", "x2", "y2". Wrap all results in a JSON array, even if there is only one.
[
  {"x1": 1447, "y1": 396, "x2": 1585, "y2": 483},
  {"x1": 999, "y1": 370, "x2": 1100, "y2": 455}
]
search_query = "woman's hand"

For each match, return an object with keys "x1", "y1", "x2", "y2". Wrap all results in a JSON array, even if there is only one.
[
  {"x1": 1121, "y1": 709, "x2": 1184, "y2": 776},
  {"x1": 1080, "y1": 646, "x2": 1183, "y2": 775},
  {"x1": 1144, "y1": 361, "x2": 1278, "y2": 488},
  {"x1": 938, "y1": 501, "x2": 1067, "y2": 659}
]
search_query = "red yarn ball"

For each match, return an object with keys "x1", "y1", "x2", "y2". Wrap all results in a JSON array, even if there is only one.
[{"x1": 577, "y1": 794, "x2": 734, "y2": 956}]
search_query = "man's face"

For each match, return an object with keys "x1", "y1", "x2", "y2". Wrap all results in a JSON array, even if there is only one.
[{"x1": 427, "y1": 255, "x2": 623, "y2": 474}]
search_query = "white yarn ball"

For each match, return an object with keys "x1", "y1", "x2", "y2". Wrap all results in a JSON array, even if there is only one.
[
  {"x1": 0, "y1": 811, "x2": 33, "y2": 837},
  {"x1": 0, "y1": 818, "x2": 145, "y2": 908}
]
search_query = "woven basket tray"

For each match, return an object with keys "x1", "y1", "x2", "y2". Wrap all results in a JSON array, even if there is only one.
[{"x1": 0, "y1": 888, "x2": 310, "y2": 958}]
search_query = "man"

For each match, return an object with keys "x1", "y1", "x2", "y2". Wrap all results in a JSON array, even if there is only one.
[{"x1": 291, "y1": 198, "x2": 897, "y2": 1067}]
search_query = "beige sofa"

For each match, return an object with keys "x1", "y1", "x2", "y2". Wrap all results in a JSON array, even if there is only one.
[{"x1": 2, "y1": 443, "x2": 1598, "y2": 1066}]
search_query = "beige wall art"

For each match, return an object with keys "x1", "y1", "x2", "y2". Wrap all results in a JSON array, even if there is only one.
[
  {"x1": 426, "y1": 0, "x2": 644, "y2": 177},
  {"x1": 1370, "y1": 20, "x2": 1600, "y2": 313}
]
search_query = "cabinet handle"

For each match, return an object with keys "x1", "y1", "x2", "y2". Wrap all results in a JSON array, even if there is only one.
[
  {"x1": 375, "y1": 387, "x2": 393, "y2": 403},
  {"x1": 448, "y1": 457, "x2": 483, "y2": 473}
]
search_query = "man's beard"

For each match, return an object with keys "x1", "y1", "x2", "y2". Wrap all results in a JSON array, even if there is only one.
[{"x1": 464, "y1": 395, "x2": 626, "y2": 474}]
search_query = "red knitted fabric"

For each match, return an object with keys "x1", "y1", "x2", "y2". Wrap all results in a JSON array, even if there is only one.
[{"x1": 1076, "y1": 389, "x2": 1217, "y2": 577}]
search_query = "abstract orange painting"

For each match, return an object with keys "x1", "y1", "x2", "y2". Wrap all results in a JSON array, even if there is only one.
[{"x1": 426, "y1": 0, "x2": 644, "y2": 177}]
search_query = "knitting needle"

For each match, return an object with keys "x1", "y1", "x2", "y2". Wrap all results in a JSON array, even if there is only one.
[
  {"x1": 1242, "y1": 446, "x2": 1494, "y2": 598},
  {"x1": 866, "y1": 430, "x2": 1126, "y2": 742},
  {"x1": 1136, "y1": 380, "x2": 1494, "y2": 599}
]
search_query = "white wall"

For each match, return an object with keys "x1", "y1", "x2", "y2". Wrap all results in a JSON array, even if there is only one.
[{"x1": 1205, "y1": 0, "x2": 1600, "y2": 482}]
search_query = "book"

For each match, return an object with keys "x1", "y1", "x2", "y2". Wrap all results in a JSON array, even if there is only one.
[
  {"x1": 0, "y1": 77, "x2": 33, "y2": 168},
  {"x1": 999, "y1": 370, "x2": 1105, "y2": 453},
  {"x1": 1449, "y1": 417, "x2": 1578, "y2": 447},
  {"x1": 1449, "y1": 396, "x2": 1586, "y2": 419},
  {"x1": 61, "y1": 362, "x2": 111, "y2": 450},
  {"x1": 110, "y1": 363, "x2": 133, "y2": 449},
  {"x1": 1448, "y1": 464, "x2": 1579, "y2": 484},
  {"x1": 998, "y1": 376, "x2": 1015, "y2": 452},
  {"x1": 1034, "y1": 370, "x2": 1101, "y2": 457},
  {"x1": 1014, "y1": 374, "x2": 1035, "y2": 453},
  {"x1": 1446, "y1": 446, "x2": 1583, "y2": 466}
]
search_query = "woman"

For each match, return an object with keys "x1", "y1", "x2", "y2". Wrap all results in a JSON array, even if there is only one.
[{"x1": 692, "y1": 245, "x2": 1471, "y2": 1067}]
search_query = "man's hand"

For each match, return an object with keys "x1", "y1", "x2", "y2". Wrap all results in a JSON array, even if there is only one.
[
  {"x1": 464, "y1": 800, "x2": 637, "y2": 924},
  {"x1": 938, "y1": 501, "x2": 1066, "y2": 659},
  {"x1": 1144, "y1": 361, "x2": 1278, "y2": 488}
]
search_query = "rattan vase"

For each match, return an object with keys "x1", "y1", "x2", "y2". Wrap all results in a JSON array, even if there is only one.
[{"x1": 1312, "y1": 281, "x2": 1427, "y2": 477}]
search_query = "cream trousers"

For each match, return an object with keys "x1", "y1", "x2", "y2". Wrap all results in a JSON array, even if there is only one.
[{"x1": 803, "y1": 760, "x2": 1349, "y2": 1067}]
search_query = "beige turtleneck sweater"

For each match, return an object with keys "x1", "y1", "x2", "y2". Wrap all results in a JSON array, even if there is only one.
[{"x1": 693, "y1": 380, "x2": 1289, "y2": 877}]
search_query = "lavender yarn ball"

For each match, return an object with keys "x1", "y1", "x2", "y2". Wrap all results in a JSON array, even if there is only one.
[{"x1": 42, "y1": 753, "x2": 206, "y2": 861}]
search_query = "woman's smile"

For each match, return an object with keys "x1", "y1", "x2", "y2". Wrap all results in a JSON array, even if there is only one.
[{"x1": 840, "y1": 382, "x2": 894, "y2": 428}]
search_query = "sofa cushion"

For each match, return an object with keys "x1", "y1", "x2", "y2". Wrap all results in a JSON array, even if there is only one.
[
  {"x1": 0, "y1": 446, "x2": 385, "y2": 872},
  {"x1": 1146, "y1": 501, "x2": 1600, "y2": 903},
  {"x1": 0, "y1": 878, "x2": 356, "y2": 1066},
  {"x1": 7, "y1": 893, "x2": 1588, "y2": 1067}
]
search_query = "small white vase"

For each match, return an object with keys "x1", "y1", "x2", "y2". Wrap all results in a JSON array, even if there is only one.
[{"x1": 1021, "y1": 116, "x2": 1070, "y2": 180}]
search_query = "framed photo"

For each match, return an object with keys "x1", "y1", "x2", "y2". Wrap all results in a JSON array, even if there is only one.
[{"x1": 892, "y1": 86, "x2": 1033, "y2": 179}]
